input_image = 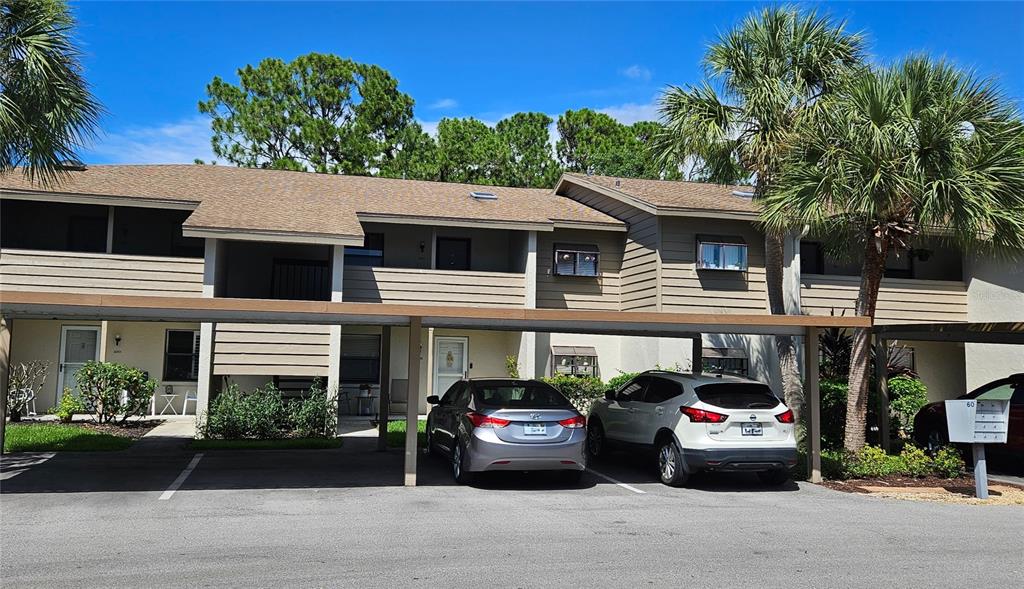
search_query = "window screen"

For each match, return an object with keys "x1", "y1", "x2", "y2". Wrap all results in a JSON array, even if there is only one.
[
  {"x1": 340, "y1": 334, "x2": 381, "y2": 384},
  {"x1": 164, "y1": 330, "x2": 200, "y2": 381}
]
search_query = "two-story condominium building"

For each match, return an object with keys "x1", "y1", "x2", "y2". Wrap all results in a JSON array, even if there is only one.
[{"x1": 1, "y1": 165, "x2": 1019, "y2": 420}]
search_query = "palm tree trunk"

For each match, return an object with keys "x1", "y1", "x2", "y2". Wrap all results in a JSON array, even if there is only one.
[
  {"x1": 843, "y1": 237, "x2": 889, "y2": 451},
  {"x1": 764, "y1": 232, "x2": 803, "y2": 423}
]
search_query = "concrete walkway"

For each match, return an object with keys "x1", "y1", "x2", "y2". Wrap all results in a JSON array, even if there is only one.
[{"x1": 128, "y1": 418, "x2": 196, "y2": 454}]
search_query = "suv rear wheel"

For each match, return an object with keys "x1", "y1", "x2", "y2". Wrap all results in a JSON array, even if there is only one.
[{"x1": 657, "y1": 440, "x2": 689, "y2": 487}]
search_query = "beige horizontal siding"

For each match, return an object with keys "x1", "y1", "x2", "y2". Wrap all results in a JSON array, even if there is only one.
[
  {"x1": 343, "y1": 266, "x2": 526, "y2": 308},
  {"x1": 800, "y1": 275, "x2": 968, "y2": 324},
  {"x1": 537, "y1": 227, "x2": 623, "y2": 311},
  {"x1": 213, "y1": 323, "x2": 330, "y2": 376},
  {"x1": 0, "y1": 248, "x2": 203, "y2": 297},
  {"x1": 659, "y1": 218, "x2": 769, "y2": 314},
  {"x1": 560, "y1": 183, "x2": 657, "y2": 311}
]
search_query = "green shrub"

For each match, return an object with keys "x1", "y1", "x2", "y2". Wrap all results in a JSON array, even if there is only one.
[
  {"x1": 932, "y1": 446, "x2": 967, "y2": 478},
  {"x1": 540, "y1": 375, "x2": 606, "y2": 413},
  {"x1": 898, "y1": 444, "x2": 932, "y2": 477},
  {"x1": 49, "y1": 388, "x2": 85, "y2": 424},
  {"x1": 200, "y1": 383, "x2": 288, "y2": 440},
  {"x1": 289, "y1": 380, "x2": 337, "y2": 438},
  {"x1": 75, "y1": 361, "x2": 156, "y2": 424},
  {"x1": 846, "y1": 445, "x2": 903, "y2": 478},
  {"x1": 888, "y1": 376, "x2": 928, "y2": 437},
  {"x1": 604, "y1": 372, "x2": 638, "y2": 393},
  {"x1": 819, "y1": 379, "x2": 848, "y2": 450}
]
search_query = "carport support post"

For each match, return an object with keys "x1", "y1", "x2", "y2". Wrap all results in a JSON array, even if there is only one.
[
  {"x1": 804, "y1": 327, "x2": 821, "y2": 483},
  {"x1": 377, "y1": 326, "x2": 392, "y2": 451},
  {"x1": 404, "y1": 317, "x2": 422, "y2": 486},
  {"x1": 874, "y1": 336, "x2": 891, "y2": 451},
  {"x1": 0, "y1": 317, "x2": 11, "y2": 455}
]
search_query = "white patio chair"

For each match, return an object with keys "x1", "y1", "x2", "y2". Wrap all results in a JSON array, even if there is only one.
[{"x1": 182, "y1": 390, "x2": 198, "y2": 415}]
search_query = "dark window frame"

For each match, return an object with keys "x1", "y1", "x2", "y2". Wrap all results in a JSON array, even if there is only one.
[
  {"x1": 345, "y1": 232, "x2": 384, "y2": 267},
  {"x1": 339, "y1": 333, "x2": 382, "y2": 385},
  {"x1": 163, "y1": 329, "x2": 200, "y2": 382},
  {"x1": 553, "y1": 243, "x2": 600, "y2": 277}
]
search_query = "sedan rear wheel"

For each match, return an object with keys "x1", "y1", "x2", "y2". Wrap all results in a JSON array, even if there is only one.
[
  {"x1": 452, "y1": 439, "x2": 474, "y2": 485},
  {"x1": 657, "y1": 440, "x2": 689, "y2": 487}
]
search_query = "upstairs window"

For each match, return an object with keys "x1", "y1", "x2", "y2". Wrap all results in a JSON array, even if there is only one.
[
  {"x1": 552, "y1": 346, "x2": 599, "y2": 378},
  {"x1": 800, "y1": 241, "x2": 824, "y2": 275},
  {"x1": 345, "y1": 233, "x2": 384, "y2": 267},
  {"x1": 697, "y1": 236, "x2": 748, "y2": 271},
  {"x1": 554, "y1": 244, "x2": 600, "y2": 277}
]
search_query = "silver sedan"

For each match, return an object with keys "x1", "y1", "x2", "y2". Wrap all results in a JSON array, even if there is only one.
[{"x1": 426, "y1": 378, "x2": 587, "y2": 484}]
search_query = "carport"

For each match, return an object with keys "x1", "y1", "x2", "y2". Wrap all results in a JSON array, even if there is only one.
[
  {"x1": 0, "y1": 290, "x2": 870, "y2": 484},
  {"x1": 872, "y1": 321, "x2": 1024, "y2": 448}
]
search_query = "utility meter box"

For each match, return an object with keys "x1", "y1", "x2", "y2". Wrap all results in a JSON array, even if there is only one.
[{"x1": 945, "y1": 396, "x2": 1011, "y2": 444}]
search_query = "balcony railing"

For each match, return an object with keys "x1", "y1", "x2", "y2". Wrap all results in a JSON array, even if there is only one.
[
  {"x1": 0, "y1": 248, "x2": 204, "y2": 298},
  {"x1": 343, "y1": 266, "x2": 526, "y2": 308},
  {"x1": 800, "y1": 274, "x2": 968, "y2": 324},
  {"x1": 213, "y1": 323, "x2": 330, "y2": 376}
]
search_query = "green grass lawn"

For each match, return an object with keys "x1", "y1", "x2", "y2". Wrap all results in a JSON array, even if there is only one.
[
  {"x1": 386, "y1": 419, "x2": 426, "y2": 448},
  {"x1": 3, "y1": 423, "x2": 135, "y2": 452},
  {"x1": 189, "y1": 437, "x2": 344, "y2": 450}
]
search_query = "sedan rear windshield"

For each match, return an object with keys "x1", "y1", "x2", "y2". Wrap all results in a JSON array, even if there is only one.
[
  {"x1": 476, "y1": 385, "x2": 571, "y2": 408},
  {"x1": 694, "y1": 383, "x2": 780, "y2": 409}
]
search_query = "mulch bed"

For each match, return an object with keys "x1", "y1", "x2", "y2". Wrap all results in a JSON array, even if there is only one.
[
  {"x1": 823, "y1": 476, "x2": 1024, "y2": 494},
  {"x1": 12, "y1": 419, "x2": 164, "y2": 439}
]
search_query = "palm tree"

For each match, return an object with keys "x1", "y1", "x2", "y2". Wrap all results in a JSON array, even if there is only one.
[
  {"x1": 762, "y1": 57, "x2": 1024, "y2": 451},
  {"x1": 655, "y1": 6, "x2": 865, "y2": 421},
  {"x1": 1, "y1": 0, "x2": 100, "y2": 185}
]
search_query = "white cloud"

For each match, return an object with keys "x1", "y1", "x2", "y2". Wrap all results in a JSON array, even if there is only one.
[
  {"x1": 86, "y1": 116, "x2": 215, "y2": 164},
  {"x1": 429, "y1": 98, "x2": 458, "y2": 110},
  {"x1": 620, "y1": 64, "x2": 652, "y2": 81},
  {"x1": 597, "y1": 100, "x2": 660, "y2": 125}
]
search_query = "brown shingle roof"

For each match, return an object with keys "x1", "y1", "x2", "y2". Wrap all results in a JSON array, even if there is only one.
[
  {"x1": 0, "y1": 165, "x2": 623, "y2": 240},
  {"x1": 563, "y1": 173, "x2": 758, "y2": 215}
]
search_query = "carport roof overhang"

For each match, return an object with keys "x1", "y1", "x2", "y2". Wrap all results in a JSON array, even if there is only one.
[
  {"x1": 0, "y1": 291, "x2": 870, "y2": 336},
  {"x1": 873, "y1": 321, "x2": 1024, "y2": 344}
]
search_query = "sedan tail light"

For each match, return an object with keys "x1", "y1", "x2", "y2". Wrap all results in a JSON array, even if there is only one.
[
  {"x1": 775, "y1": 409, "x2": 795, "y2": 424},
  {"x1": 680, "y1": 406, "x2": 728, "y2": 423},
  {"x1": 466, "y1": 412, "x2": 511, "y2": 428},
  {"x1": 558, "y1": 415, "x2": 587, "y2": 429}
]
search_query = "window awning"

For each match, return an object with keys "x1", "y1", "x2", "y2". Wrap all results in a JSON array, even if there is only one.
[
  {"x1": 551, "y1": 345, "x2": 598, "y2": 356},
  {"x1": 702, "y1": 347, "x2": 748, "y2": 359}
]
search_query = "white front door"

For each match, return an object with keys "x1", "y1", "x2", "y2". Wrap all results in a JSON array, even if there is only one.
[
  {"x1": 58, "y1": 326, "x2": 101, "y2": 399},
  {"x1": 433, "y1": 336, "x2": 468, "y2": 400}
]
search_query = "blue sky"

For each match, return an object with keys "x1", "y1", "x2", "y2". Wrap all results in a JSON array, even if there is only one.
[{"x1": 73, "y1": 1, "x2": 1024, "y2": 164}]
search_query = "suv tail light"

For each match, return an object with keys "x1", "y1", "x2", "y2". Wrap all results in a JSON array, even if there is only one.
[
  {"x1": 775, "y1": 409, "x2": 795, "y2": 424},
  {"x1": 558, "y1": 415, "x2": 586, "y2": 429},
  {"x1": 466, "y1": 412, "x2": 511, "y2": 428},
  {"x1": 680, "y1": 406, "x2": 728, "y2": 423}
]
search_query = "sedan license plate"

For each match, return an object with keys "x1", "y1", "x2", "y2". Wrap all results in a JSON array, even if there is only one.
[
  {"x1": 524, "y1": 423, "x2": 547, "y2": 436},
  {"x1": 741, "y1": 422, "x2": 763, "y2": 436}
]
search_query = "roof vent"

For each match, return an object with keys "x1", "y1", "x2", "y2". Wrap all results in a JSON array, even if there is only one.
[
  {"x1": 731, "y1": 190, "x2": 755, "y2": 199},
  {"x1": 470, "y1": 191, "x2": 497, "y2": 201}
]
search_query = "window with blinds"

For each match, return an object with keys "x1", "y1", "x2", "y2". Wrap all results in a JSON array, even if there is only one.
[
  {"x1": 164, "y1": 330, "x2": 201, "y2": 381},
  {"x1": 340, "y1": 334, "x2": 381, "y2": 384},
  {"x1": 553, "y1": 244, "x2": 600, "y2": 277}
]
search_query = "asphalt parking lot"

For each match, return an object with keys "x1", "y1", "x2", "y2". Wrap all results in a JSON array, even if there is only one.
[{"x1": 2, "y1": 442, "x2": 1022, "y2": 588}]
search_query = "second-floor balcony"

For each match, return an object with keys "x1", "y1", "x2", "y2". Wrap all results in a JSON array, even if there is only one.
[
  {"x1": 343, "y1": 266, "x2": 526, "y2": 307},
  {"x1": 801, "y1": 274, "x2": 968, "y2": 324},
  {"x1": 0, "y1": 248, "x2": 204, "y2": 298}
]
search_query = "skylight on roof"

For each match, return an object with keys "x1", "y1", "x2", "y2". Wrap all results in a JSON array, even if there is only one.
[{"x1": 470, "y1": 191, "x2": 498, "y2": 200}]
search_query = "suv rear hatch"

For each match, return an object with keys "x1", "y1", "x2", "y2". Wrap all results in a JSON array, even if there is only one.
[{"x1": 693, "y1": 382, "x2": 790, "y2": 442}]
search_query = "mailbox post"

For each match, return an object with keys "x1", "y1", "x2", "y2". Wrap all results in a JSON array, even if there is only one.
[{"x1": 944, "y1": 388, "x2": 1013, "y2": 499}]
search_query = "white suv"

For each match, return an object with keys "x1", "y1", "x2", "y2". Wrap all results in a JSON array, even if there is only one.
[{"x1": 587, "y1": 370, "x2": 798, "y2": 486}]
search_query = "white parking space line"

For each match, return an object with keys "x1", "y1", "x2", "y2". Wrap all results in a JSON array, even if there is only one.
[
  {"x1": 159, "y1": 453, "x2": 203, "y2": 501},
  {"x1": 586, "y1": 468, "x2": 646, "y2": 494}
]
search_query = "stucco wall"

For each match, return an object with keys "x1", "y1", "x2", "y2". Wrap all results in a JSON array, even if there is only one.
[
  {"x1": 905, "y1": 340, "x2": 966, "y2": 402},
  {"x1": 964, "y1": 255, "x2": 1024, "y2": 390},
  {"x1": 9, "y1": 319, "x2": 201, "y2": 413}
]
